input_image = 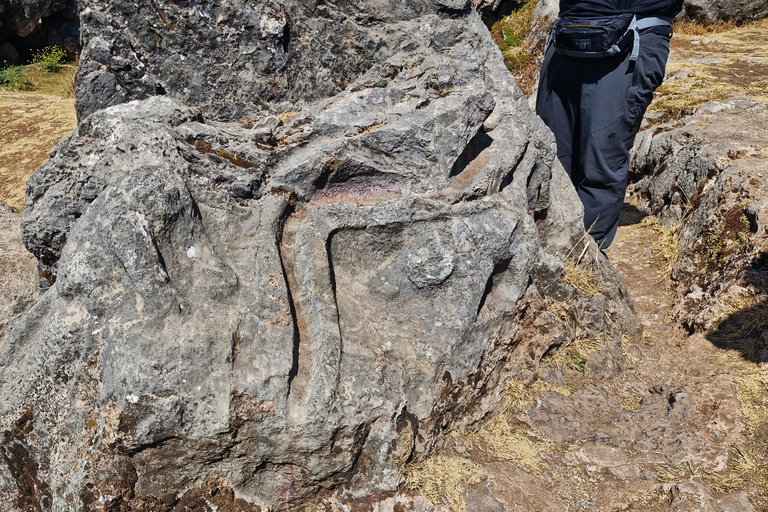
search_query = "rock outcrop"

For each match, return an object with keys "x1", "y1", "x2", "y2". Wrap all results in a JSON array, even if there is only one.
[
  {"x1": 1, "y1": 0, "x2": 638, "y2": 509},
  {"x1": 0, "y1": 203, "x2": 39, "y2": 344},
  {"x1": 629, "y1": 98, "x2": 768, "y2": 357},
  {"x1": 680, "y1": 0, "x2": 768, "y2": 24}
]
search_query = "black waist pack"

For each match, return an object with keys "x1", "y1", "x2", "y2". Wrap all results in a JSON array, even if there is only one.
[{"x1": 553, "y1": 13, "x2": 635, "y2": 58}]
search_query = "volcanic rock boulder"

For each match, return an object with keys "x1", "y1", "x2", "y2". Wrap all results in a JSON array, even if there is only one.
[{"x1": 1, "y1": 0, "x2": 638, "y2": 509}]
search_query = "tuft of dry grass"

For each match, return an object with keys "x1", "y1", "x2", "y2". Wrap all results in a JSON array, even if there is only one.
[
  {"x1": 403, "y1": 456, "x2": 483, "y2": 512},
  {"x1": 464, "y1": 415, "x2": 552, "y2": 474},
  {"x1": 642, "y1": 216, "x2": 681, "y2": 282},
  {"x1": 563, "y1": 233, "x2": 610, "y2": 297},
  {"x1": 503, "y1": 378, "x2": 573, "y2": 412},
  {"x1": 635, "y1": 486, "x2": 673, "y2": 509},
  {"x1": 277, "y1": 110, "x2": 300, "y2": 124},
  {"x1": 542, "y1": 337, "x2": 603, "y2": 373},
  {"x1": 672, "y1": 19, "x2": 737, "y2": 36},
  {"x1": 655, "y1": 461, "x2": 697, "y2": 482}
]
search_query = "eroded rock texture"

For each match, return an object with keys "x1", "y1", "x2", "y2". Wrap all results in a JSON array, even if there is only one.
[
  {"x1": 630, "y1": 99, "x2": 768, "y2": 346},
  {"x1": 0, "y1": 203, "x2": 40, "y2": 344},
  {"x1": 1, "y1": 0, "x2": 637, "y2": 509}
]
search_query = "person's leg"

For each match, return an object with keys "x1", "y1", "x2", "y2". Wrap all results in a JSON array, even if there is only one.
[
  {"x1": 577, "y1": 31, "x2": 671, "y2": 248},
  {"x1": 536, "y1": 43, "x2": 580, "y2": 182}
]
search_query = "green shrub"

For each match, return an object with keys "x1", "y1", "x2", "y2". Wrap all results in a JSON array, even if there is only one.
[
  {"x1": 31, "y1": 46, "x2": 66, "y2": 73},
  {"x1": 0, "y1": 62, "x2": 33, "y2": 90}
]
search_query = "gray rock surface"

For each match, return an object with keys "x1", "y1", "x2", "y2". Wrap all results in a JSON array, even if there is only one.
[
  {"x1": 0, "y1": 0, "x2": 638, "y2": 509},
  {"x1": 680, "y1": 0, "x2": 768, "y2": 23},
  {"x1": 0, "y1": 203, "x2": 40, "y2": 345},
  {"x1": 629, "y1": 98, "x2": 768, "y2": 340}
]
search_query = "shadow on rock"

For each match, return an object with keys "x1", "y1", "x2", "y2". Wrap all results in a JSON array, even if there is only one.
[
  {"x1": 618, "y1": 202, "x2": 648, "y2": 227},
  {"x1": 706, "y1": 252, "x2": 768, "y2": 364}
]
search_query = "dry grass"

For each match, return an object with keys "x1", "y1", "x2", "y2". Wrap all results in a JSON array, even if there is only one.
[
  {"x1": 542, "y1": 336, "x2": 603, "y2": 373},
  {"x1": 641, "y1": 216, "x2": 681, "y2": 282},
  {"x1": 655, "y1": 461, "x2": 697, "y2": 482},
  {"x1": 650, "y1": 71, "x2": 735, "y2": 123},
  {"x1": 0, "y1": 91, "x2": 77, "y2": 210},
  {"x1": 403, "y1": 456, "x2": 483, "y2": 512},
  {"x1": 694, "y1": 366, "x2": 768, "y2": 507},
  {"x1": 464, "y1": 415, "x2": 552, "y2": 474},
  {"x1": 277, "y1": 110, "x2": 300, "y2": 124},
  {"x1": 620, "y1": 334, "x2": 640, "y2": 366},
  {"x1": 649, "y1": 366, "x2": 768, "y2": 507},
  {"x1": 564, "y1": 234, "x2": 610, "y2": 297},
  {"x1": 708, "y1": 293, "x2": 768, "y2": 359},
  {"x1": 503, "y1": 378, "x2": 572, "y2": 412},
  {"x1": 635, "y1": 486, "x2": 672, "y2": 509},
  {"x1": 650, "y1": 19, "x2": 768, "y2": 121},
  {"x1": 736, "y1": 365, "x2": 768, "y2": 433},
  {"x1": 0, "y1": 63, "x2": 76, "y2": 96},
  {"x1": 672, "y1": 20, "x2": 737, "y2": 36},
  {"x1": 0, "y1": 62, "x2": 77, "y2": 210}
]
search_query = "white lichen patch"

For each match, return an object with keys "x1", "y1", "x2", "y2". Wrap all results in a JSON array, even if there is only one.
[
  {"x1": 135, "y1": 211, "x2": 148, "y2": 237},
  {"x1": 125, "y1": 394, "x2": 139, "y2": 404},
  {"x1": 260, "y1": 14, "x2": 286, "y2": 37},
  {"x1": 187, "y1": 246, "x2": 197, "y2": 258}
]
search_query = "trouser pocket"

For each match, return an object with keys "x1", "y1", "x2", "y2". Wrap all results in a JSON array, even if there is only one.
[{"x1": 590, "y1": 102, "x2": 642, "y2": 173}]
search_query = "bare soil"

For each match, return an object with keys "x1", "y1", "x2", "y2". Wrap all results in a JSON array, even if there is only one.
[{"x1": 0, "y1": 92, "x2": 76, "y2": 211}]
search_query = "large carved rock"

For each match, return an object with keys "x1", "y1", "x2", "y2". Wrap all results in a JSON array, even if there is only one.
[{"x1": 1, "y1": 0, "x2": 638, "y2": 509}]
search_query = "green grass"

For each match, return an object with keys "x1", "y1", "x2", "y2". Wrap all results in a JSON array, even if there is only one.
[
  {"x1": 0, "y1": 64, "x2": 33, "y2": 91},
  {"x1": 0, "y1": 62, "x2": 76, "y2": 97},
  {"x1": 489, "y1": 0, "x2": 541, "y2": 96},
  {"x1": 31, "y1": 46, "x2": 66, "y2": 73}
]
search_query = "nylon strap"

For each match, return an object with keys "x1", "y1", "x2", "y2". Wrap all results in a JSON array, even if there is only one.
[{"x1": 629, "y1": 16, "x2": 672, "y2": 61}]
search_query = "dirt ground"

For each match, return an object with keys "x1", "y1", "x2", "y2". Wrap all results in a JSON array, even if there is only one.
[
  {"x1": 407, "y1": 209, "x2": 765, "y2": 511},
  {"x1": 648, "y1": 19, "x2": 768, "y2": 123},
  {"x1": 0, "y1": 92, "x2": 76, "y2": 211}
]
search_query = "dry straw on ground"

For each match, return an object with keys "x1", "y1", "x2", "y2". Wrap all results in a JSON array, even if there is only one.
[
  {"x1": 642, "y1": 216, "x2": 681, "y2": 282},
  {"x1": 403, "y1": 456, "x2": 483, "y2": 512},
  {"x1": 464, "y1": 415, "x2": 552, "y2": 474},
  {"x1": 0, "y1": 63, "x2": 77, "y2": 210},
  {"x1": 649, "y1": 19, "x2": 768, "y2": 122}
]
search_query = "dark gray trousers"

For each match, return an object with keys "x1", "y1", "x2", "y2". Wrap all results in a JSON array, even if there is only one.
[{"x1": 536, "y1": 29, "x2": 671, "y2": 248}]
